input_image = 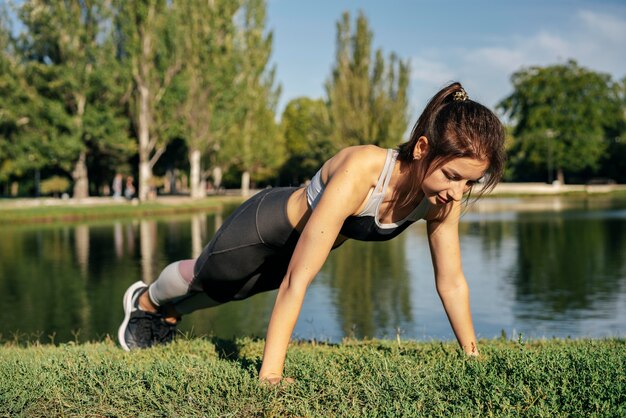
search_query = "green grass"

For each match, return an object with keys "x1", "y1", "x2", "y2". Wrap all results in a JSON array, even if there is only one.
[
  {"x1": 1, "y1": 337, "x2": 624, "y2": 417},
  {"x1": 0, "y1": 196, "x2": 244, "y2": 225}
]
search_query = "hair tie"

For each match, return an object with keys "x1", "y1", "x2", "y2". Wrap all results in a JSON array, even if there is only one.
[{"x1": 453, "y1": 89, "x2": 469, "y2": 102}]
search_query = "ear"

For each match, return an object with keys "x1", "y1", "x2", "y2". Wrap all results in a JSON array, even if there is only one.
[{"x1": 412, "y1": 136, "x2": 430, "y2": 160}]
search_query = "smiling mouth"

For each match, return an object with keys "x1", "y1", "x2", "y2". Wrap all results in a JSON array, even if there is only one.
[{"x1": 436, "y1": 195, "x2": 449, "y2": 205}]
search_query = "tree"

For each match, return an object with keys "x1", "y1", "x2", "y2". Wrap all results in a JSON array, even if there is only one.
[
  {"x1": 596, "y1": 76, "x2": 626, "y2": 183},
  {"x1": 279, "y1": 97, "x2": 333, "y2": 185},
  {"x1": 0, "y1": 8, "x2": 76, "y2": 195},
  {"x1": 0, "y1": 9, "x2": 29, "y2": 185},
  {"x1": 498, "y1": 60, "x2": 622, "y2": 184},
  {"x1": 117, "y1": 0, "x2": 184, "y2": 201},
  {"x1": 325, "y1": 11, "x2": 410, "y2": 149},
  {"x1": 176, "y1": 0, "x2": 239, "y2": 199},
  {"x1": 221, "y1": 0, "x2": 282, "y2": 196},
  {"x1": 17, "y1": 0, "x2": 132, "y2": 198}
]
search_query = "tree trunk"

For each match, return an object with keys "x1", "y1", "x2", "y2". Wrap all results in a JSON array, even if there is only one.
[
  {"x1": 241, "y1": 170, "x2": 250, "y2": 197},
  {"x1": 189, "y1": 148, "x2": 205, "y2": 199},
  {"x1": 138, "y1": 83, "x2": 153, "y2": 201},
  {"x1": 556, "y1": 168, "x2": 565, "y2": 185},
  {"x1": 72, "y1": 93, "x2": 89, "y2": 199},
  {"x1": 212, "y1": 166, "x2": 222, "y2": 190},
  {"x1": 72, "y1": 151, "x2": 89, "y2": 199}
]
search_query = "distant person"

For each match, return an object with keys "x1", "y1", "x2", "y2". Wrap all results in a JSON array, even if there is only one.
[
  {"x1": 112, "y1": 173, "x2": 123, "y2": 199},
  {"x1": 124, "y1": 176, "x2": 135, "y2": 200},
  {"x1": 118, "y1": 82, "x2": 506, "y2": 385}
]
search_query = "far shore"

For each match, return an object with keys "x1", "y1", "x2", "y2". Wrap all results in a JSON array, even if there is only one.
[
  {"x1": 0, "y1": 183, "x2": 625, "y2": 225},
  {"x1": 2, "y1": 182, "x2": 626, "y2": 208},
  {"x1": 486, "y1": 182, "x2": 626, "y2": 196}
]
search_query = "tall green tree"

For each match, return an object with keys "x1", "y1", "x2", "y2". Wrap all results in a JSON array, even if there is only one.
[
  {"x1": 0, "y1": 8, "x2": 27, "y2": 185},
  {"x1": 498, "y1": 60, "x2": 622, "y2": 184},
  {"x1": 279, "y1": 97, "x2": 332, "y2": 185},
  {"x1": 117, "y1": 0, "x2": 184, "y2": 201},
  {"x1": 176, "y1": 0, "x2": 239, "y2": 199},
  {"x1": 222, "y1": 0, "x2": 282, "y2": 196},
  {"x1": 1, "y1": 7, "x2": 75, "y2": 195},
  {"x1": 597, "y1": 76, "x2": 626, "y2": 183},
  {"x1": 17, "y1": 0, "x2": 132, "y2": 198},
  {"x1": 325, "y1": 11, "x2": 410, "y2": 149}
]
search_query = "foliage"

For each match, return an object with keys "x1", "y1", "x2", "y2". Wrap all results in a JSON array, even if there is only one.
[
  {"x1": 15, "y1": 0, "x2": 134, "y2": 198},
  {"x1": 175, "y1": 0, "x2": 240, "y2": 197},
  {"x1": 0, "y1": 338, "x2": 624, "y2": 416},
  {"x1": 596, "y1": 76, "x2": 626, "y2": 183},
  {"x1": 0, "y1": 14, "x2": 75, "y2": 184},
  {"x1": 279, "y1": 97, "x2": 333, "y2": 185},
  {"x1": 498, "y1": 60, "x2": 623, "y2": 183},
  {"x1": 39, "y1": 175, "x2": 70, "y2": 196},
  {"x1": 220, "y1": 0, "x2": 284, "y2": 190},
  {"x1": 116, "y1": 0, "x2": 186, "y2": 200},
  {"x1": 326, "y1": 11, "x2": 410, "y2": 149}
]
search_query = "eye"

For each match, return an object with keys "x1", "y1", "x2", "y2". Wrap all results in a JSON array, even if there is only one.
[{"x1": 443, "y1": 171, "x2": 460, "y2": 181}]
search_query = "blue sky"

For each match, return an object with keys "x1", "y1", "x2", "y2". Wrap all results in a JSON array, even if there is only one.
[{"x1": 267, "y1": 0, "x2": 626, "y2": 117}]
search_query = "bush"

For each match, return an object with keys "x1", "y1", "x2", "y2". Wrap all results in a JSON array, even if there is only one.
[{"x1": 39, "y1": 176, "x2": 70, "y2": 196}]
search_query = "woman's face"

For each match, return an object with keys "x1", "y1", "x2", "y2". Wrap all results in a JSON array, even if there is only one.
[{"x1": 421, "y1": 157, "x2": 488, "y2": 206}]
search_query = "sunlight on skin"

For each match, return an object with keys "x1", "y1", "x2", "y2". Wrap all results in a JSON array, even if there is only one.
[{"x1": 421, "y1": 157, "x2": 489, "y2": 206}]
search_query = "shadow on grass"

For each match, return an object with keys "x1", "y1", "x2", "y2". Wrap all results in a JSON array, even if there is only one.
[{"x1": 209, "y1": 336, "x2": 263, "y2": 375}]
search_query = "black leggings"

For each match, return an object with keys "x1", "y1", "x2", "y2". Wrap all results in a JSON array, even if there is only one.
[{"x1": 193, "y1": 187, "x2": 301, "y2": 303}]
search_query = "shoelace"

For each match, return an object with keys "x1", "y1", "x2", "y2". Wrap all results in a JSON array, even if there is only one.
[
  {"x1": 128, "y1": 313, "x2": 154, "y2": 347},
  {"x1": 152, "y1": 318, "x2": 177, "y2": 344}
]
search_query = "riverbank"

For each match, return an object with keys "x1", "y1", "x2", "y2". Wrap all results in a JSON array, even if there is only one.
[
  {"x1": 1, "y1": 338, "x2": 623, "y2": 416},
  {"x1": 488, "y1": 182, "x2": 626, "y2": 196},
  {"x1": 0, "y1": 195, "x2": 245, "y2": 225},
  {"x1": 2, "y1": 183, "x2": 626, "y2": 225}
]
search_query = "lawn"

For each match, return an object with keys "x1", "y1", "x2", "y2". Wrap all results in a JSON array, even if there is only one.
[{"x1": 1, "y1": 337, "x2": 624, "y2": 417}]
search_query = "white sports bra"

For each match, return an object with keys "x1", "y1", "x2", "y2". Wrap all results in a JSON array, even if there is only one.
[{"x1": 305, "y1": 149, "x2": 429, "y2": 241}]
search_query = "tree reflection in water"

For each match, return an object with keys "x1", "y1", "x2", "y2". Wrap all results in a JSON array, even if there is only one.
[
  {"x1": 321, "y1": 236, "x2": 412, "y2": 339},
  {"x1": 513, "y1": 211, "x2": 626, "y2": 317},
  {"x1": 1, "y1": 200, "x2": 624, "y2": 344}
]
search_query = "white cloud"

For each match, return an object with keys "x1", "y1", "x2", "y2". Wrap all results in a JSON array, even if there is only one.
[
  {"x1": 578, "y1": 9, "x2": 626, "y2": 42},
  {"x1": 411, "y1": 56, "x2": 455, "y2": 84},
  {"x1": 409, "y1": 8, "x2": 626, "y2": 113}
]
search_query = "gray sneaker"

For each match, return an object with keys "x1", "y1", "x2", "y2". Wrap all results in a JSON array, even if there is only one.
[
  {"x1": 118, "y1": 281, "x2": 178, "y2": 351},
  {"x1": 118, "y1": 281, "x2": 155, "y2": 351}
]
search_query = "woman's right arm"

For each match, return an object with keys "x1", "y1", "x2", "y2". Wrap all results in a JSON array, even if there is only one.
[{"x1": 258, "y1": 148, "x2": 378, "y2": 383}]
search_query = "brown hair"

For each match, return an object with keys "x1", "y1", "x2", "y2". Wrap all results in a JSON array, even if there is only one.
[{"x1": 397, "y1": 82, "x2": 506, "y2": 205}]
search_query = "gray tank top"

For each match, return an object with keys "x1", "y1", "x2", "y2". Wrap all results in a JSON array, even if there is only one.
[{"x1": 306, "y1": 149, "x2": 429, "y2": 241}]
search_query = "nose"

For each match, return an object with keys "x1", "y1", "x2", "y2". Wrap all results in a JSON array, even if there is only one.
[{"x1": 449, "y1": 181, "x2": 466, "y2": 201}]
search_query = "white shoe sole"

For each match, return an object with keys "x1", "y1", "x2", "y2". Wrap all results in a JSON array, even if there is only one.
[{"x1": 117, "y1": 281, "x2": 148, "y2": 351}]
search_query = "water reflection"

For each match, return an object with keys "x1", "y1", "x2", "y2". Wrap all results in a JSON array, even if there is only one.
[
  {"x1": 0, "y1": 196, "x2": 624, "y2": 344},
  {"x1": 322, "y1": 238, "x2": 412, "y2": 339},
  {"x1": 512, "y1": 211, "x2": 626, "y2": 326}
]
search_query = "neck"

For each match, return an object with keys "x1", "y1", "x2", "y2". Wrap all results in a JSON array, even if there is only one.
[{"x1": 392, "y1": 159, "x2": 425, "y2": 207}]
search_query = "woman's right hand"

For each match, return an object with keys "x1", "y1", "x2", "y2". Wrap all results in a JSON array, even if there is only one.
[{"x1": 259, "y1": 374, "x2": 295, "y2": 386}]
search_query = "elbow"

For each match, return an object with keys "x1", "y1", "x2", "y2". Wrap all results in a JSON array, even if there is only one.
[
  {"x1": 436, "y1": 275, "x2": 469, "y2": 299},
  {"x1": 278, "y1": 272, "x2": 310, "y2": 297}
]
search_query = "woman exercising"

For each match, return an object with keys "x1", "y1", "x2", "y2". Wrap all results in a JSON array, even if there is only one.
[{"x1": 118, "y1": 82, "x2": 506, "y2": 384}]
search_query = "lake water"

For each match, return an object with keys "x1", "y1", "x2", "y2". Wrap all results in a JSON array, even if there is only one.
[{"x1": 1, "y1": 196, "x2": 625, "y2": 344}]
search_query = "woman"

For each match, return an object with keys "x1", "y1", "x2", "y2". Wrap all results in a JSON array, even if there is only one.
[{"x1": 118, "y1": 82, "x2": 506, "y2": 384}]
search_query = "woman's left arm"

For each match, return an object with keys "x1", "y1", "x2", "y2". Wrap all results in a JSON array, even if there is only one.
[{"x1": 426, "y1": 202, "x2": 478, "y2": 355}]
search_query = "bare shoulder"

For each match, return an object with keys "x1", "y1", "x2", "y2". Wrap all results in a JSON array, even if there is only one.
[{"x1": 322, "y1": 145, "x2": 388, "y2": 184}]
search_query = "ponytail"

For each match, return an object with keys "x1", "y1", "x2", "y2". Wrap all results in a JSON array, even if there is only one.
[{"x1": 397, "y1": 82, "x2": 505, "y2": 205}]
